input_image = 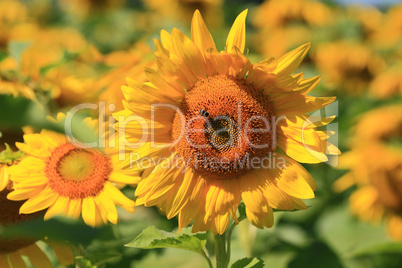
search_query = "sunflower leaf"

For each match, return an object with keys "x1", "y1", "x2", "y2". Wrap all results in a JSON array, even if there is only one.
[
  {"x1": 126, "y1": 226, "x2": 208, "y2": 256},
  {"x1": 349, "y1": 242, "x2": 402, "y2": 257},
  {"x1": 231, "y1": 257, "x2": 264, "y2": 268}
]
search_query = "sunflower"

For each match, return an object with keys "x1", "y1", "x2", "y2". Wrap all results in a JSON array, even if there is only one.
[
  {"x1": 1, "y1": 176, "x2": 74, "y2": 268},
  {"x1": 334, "y1": 105, "x2": 402, "y2": 240},
  {"x1": 116, "y1": 10, "x2": 339, "y2": 234},
  {"x1": 369, "y1": 65, "x2": 402, "y2": 100},
  {"x1": 8, "y1": 114, "x2": 138, "y2": 227},
  {"x1": 313, "y1": 41, "x2": 385, "y2": 95}
]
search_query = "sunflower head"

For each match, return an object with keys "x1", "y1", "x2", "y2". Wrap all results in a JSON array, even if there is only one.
[
  {"x1": 117, "y1": 9, "x2": 338, "y2": 234},
  {"x1": 8, "y1": 114, "x2": 138, "y2": 228}
]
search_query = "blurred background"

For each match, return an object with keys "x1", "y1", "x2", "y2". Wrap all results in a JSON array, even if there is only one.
[{"x1": 0, "y1": 0, "x2": 401, "y2": 267}]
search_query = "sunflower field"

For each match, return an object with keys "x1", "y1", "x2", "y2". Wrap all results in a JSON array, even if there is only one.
[{"x1": 0, "y1": 0, "x2": 401, "y2": 267}]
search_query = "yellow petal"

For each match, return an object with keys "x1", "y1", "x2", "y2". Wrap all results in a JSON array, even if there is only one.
[
  {"x1": 191, "y1": 9, "x2": 217, "y2": 52},
  {"x1": 104, "y1": 181, "x2": 135, "y2": 209},
  {"x1": 212, "y1": 213, "x2": 230, "y2": 235},
  {"x1": 226, "y1": 9, "x2": 248, "y2": 53},
  {"x1": 0, "y1": 166, "x2": 9, "y2": 191},
  {"x1": 19, "y1": 187, "x2": 57, "y2": 214},
  {"x1": 109, "y1": 172, "x2": 140, "y2": 185},
  {"x1": 277, "y1": 134, "x2": 329, "y2": 163},
  {"x1": 96, "y1": 192, "x2": 118, "y2": 224},
  {"x1": 171, "y1": 28, "x2": 206, "y2": 77},
  {"x1": 66, "y1": 198, "x2": 82, "y2": 219},
  {"x1": 274, "y1": 158, "x2": 315, "y2": 199},
  {"x1": 239, "y1": 171, "x2": 269, "y2": 217},
  {"x1": 160, "y1": 30, "x2": 173, "y2": 52},
  {"x1": 255, "y1": 169, "x2": 294, "y2": 210},
  {"x1": 7, "y1": 186, "x2": 45, "y2": 201},
  {"x1": 274, "y1": 43, "x2": 311, "y2": 77},
  {"x1": 44, "y1": 195, "x2": 70, "y2": 220},
  {"x1": 144, "y1": 68, "x2": 185, "y2": 100},
  {"x1": 166, "y1": 169, "x2": 194, "y2": 219},
  {"x1": 292, "y1": 197, "x2": 308, "y2": 210},
  {"x1": 297, "y1": 75, "x2": 321, "y2": 94},
  {"x1": 82, "y1": 198, "x2": 97, "y2": 227}
]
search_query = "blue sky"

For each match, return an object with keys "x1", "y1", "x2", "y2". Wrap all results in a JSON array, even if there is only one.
[{"x1": 334, "y1": 0, "x2": 402, "y2": 6}]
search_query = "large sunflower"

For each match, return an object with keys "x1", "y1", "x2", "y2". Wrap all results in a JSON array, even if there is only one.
[
  {"x1": 8, "y1": 115, "x2": 138, "y2": 227},
  {"x1": 116, "y1": 10, "x2": 339, "y2": 234}
]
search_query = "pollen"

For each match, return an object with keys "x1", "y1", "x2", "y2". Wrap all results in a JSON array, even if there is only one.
[
  {"x1": 172, "y1": 74, "x2": 275, "y2": 179},
  {"x1": 45, "y1": 143, "x2": 112, "y2": 199}
]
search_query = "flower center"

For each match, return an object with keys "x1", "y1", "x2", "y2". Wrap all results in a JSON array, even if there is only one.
[
  {"x1": 172, "y1": 74, "x2": 275, "y2": 179},
  {"x1": 45, "y1": 143, "x2": 112, "y2": 199}
]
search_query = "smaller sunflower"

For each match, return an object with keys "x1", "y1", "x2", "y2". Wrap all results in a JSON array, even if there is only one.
[
  {"x1": 8, "y1": 115, "x2": 138, "y2": 227},
  {"x1": 334, "y1": 105, "x2": 402, "y2": 240}
]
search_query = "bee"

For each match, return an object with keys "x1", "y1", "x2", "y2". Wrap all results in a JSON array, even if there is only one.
[{"x1": 199, "y1": 108, "x2": 210, "y2": 118}]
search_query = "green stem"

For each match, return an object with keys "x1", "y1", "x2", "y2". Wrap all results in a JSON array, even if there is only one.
[
  {"x1": 200, "y1": 249, "x2": 213, "y2": 268},
  {"x1": 214, "y1": 233, "x2": 228, "y2": 268},
  {"x1": 226, "y1": 222, "x2": 237, "y2": 267}
]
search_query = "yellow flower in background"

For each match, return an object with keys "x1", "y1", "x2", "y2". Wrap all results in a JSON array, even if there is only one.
[
  {"x1": 253, "y1": 0, "x2": 332, "y2": 30},
  {"x1": 346, "y1": 5, "x2": 383, "y2": 39},
  {"x1": 252, "y1": 0, "x2": 333, "y2": 59},
  {"x1": 116, "y1": 10, "x2": 339, "y2": 234},
  {"x1": 369, "y1": 65, "x2": 402, "y2": 100},
  {"x1": 97, "y1": 42, "x2": 156, "y2": 114},
  {"x1": 252, "y1": 25, "x2": 312, "y2": 59},
  {"x1": 313, "y1": 41, "x2": 385, "y2": 95},
  {"x1": 0, "y1": 23, "x2": 98, "y2": 103},
  {"x1": 58, "y1": 0, "x2": 125, "y2": 20},
  {"x1": 0, "y1": 0, "x2": 29, "y2": 48},
  {"x1": 371, "y1": 4, "x2": 402, "y2": 48},
  {"x1": 8, "y1": 114, "x2": 138, "y2": 227},
  {"x1": 142, "y1": 0, "x2": 223, "y2": 27},
  {"x1": 334, "y1": 105, "x2": 402, "y2": 240},
  {"x1": 0, "y1": 175, "x2": 74, "y2": 268}
]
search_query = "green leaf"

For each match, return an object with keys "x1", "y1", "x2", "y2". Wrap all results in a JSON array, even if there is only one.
[
  {"x1": 0, "y1": 95, "x2": 97, "y2": 144},
  {"x1": 288, "y1": 240, "x2": 343, "y2": 268},
  {"x1": 231, "y1": 257, "x2": 264, "y2": 268},
  {"x1": 0, "y1": 50, "x2": 7, "y2": 62},
  {"x1": 126, "y1": 226, "x2": 208, "y2": 256},
  {"x1": 8, "y1": 41, "x2": 31, "y2": 65},
  {"x1": 0, "y1": 95, "x2": 48, "y2": 129},
  {"x1": 0, "y1": 143, "x2": 23, "y2": 162},
  {"x1": 350, "y1": 242, "x2": 402, "y2": 257},
  {"x1": 81, "y1": 252, "x2": 121, "y2": 267}
]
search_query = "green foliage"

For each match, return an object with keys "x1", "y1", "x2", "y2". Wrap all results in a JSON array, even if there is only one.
[
  {"x1": 351, "y1": 242, "x2": 402, "y2": 257},
  {"x1": 8, "y1": 41, "x2": 31, "y2": 65},
  {"x1": 0, "y1": 95, "x2": 97, "y2": 144},
  {"x1": 231, "y1": 257, "x2": 264, "y2": 268},
  {"x1": 0, "y1": 143, "x2": 23, "y2": 162},
  {"x1": 287, "y1": 240, "x2": 344, "y2": 268},
  {"x1": 126, "y1": 226, "x2": 208, "y2": 256},
  {"x1": 76, "y1": 252, "x2": 121, "y2": 268}
]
